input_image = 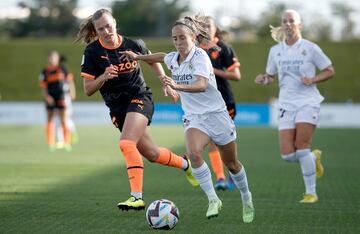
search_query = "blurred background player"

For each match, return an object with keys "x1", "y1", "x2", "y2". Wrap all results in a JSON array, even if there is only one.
[
  {"x1": 76, "y1": 8, "x2": 198, "y2": 212},
  {"x1": 54, "y1": 54, "x2": 78, "y2": 148},
  {"x1": 39, "y1": 50, "x2": 71, "y2": 151},
  {"x1": 201, "y1": 16, "x2": 241, "y2": 191},
  {"x1": 255, "y1": 9, "x2": 334, "y2": 203},
  {"x1": 122, "y1": 15, "x2": 255, "y2": 222}
]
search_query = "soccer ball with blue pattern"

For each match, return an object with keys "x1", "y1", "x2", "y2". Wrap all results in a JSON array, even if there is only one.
[{"x1": 146, "y1": 199, "x2": 179, "y2": 230}]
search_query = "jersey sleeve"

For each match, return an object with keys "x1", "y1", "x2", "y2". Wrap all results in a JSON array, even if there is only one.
[
  {"x1": 265, "y1": 46, "x2": 277, "y2": 76},
  {"x1": 62, "y1": 66, "x2": 74, "y2": 81},
  {"x1": 311, "y1": 44, "x2": 332, "y2": 70},
  {"x1": 193, "y1": 51, "x2": 212, "y2": 80},
  {"x1": 164, "y1": 52, "x2": 176, "y2": 70},
  {"x1": 80, "y1": 47, "x2": 96, "y2": 79},
  {"x1": 134, "y1": 39, "x2": 150, "y2": 55},
  {"x1": 221, "y1": 44, "x2": 240, "y2": 71}
]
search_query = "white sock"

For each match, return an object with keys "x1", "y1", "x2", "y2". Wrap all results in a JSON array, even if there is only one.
[
  {"x1": 192, "y1": 162, "x2": 218, "y2": 202},
  {"x1": 131, "y1": 192, "x2": 142, "y2": 200},
  {"x1": 182, "y1": 158, "x2": 189, "y2": 170},
  {"x1": 311, "y1": 151, "x2": 316, "y2": 161},
  {"x1": 281, "y1": 152, "x2": 298, "y2": 163},
  {"x1": 67, "y1": 118, "x2": 76, "y2": 133},
  {"x1": 229, "y1": 167, "x2": 251, "y2": 203},
  {"x1": 296, "y1": 149, "x2": 316, "y2": 195}
]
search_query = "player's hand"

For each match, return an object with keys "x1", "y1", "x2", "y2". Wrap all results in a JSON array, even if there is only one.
[
  {"x1": 103, "y1": 65, "x2": 118, "y2": 81},
  {"x1": 255, "y1": 74, "x2": 269, "y2": 85},
  {"x1": 160, "y1": 75, "x2": 177, "y2": 90},
  {"x1": 163, "y1": 85, "x2": 179, "y2": 103},
  {"x1": 119, "y1": 50, "x2": 139, "y2": 61},
  {"x1": 301, "y1": 76, "x2": 314, "y2": 86},
  {"x1": 45, "y1": 95, "x2": 54, "y2": 105}
]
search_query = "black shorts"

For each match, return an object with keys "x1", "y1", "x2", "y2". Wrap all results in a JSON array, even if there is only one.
[
  {"x1": 227, "y1": 103, "x2": 237, "y2": 120},
  {"x1": 46, "y1": 98, "x2": 66, "y2": 110},
  {"x1": 110, "y1": 93, "x2": 154, "y2": 131}
]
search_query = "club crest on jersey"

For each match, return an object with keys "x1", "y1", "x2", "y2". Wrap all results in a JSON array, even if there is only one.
[
  {"x1": 301, "y1": 50, "x2": 307, "y2": 56},
  {"x1": 189, "y1": 62, "x2": 193, "y2": 70}
]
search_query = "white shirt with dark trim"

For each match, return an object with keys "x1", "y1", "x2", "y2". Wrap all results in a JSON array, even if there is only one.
[
  {"x1": 266, "y1": 38, "x2": 332, "y2": 111},
  {"x1": 164, "y1": 46, "x2": 226, "y2": 115}
]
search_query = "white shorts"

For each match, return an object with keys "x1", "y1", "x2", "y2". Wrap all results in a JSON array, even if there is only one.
[
  {"x1": 278, "y1": 105, "x2": 320, "y2": 130},
  {"x1": 65, "y1": 94, "x2": 73, "y2": 117},
  {"x1": 183, "y1": 110, "x2": 237, "y2": 145}
]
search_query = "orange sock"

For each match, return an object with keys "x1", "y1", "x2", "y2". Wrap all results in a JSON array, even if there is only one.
[
  {"x1": 46, "y1": 121, "x2": 55, "y2": 146},
  {"x1": 155, "y1": 147, "x2": 184, "y2": 169},
  {"x1": 119, "y1": 140, "x2": 143, "y2": 193},
  {"x1": 209, "y1": 150, "x2": 225, "y2": 180}
]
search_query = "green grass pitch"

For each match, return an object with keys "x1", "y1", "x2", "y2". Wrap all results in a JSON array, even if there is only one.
[{"x1": 0, "y1": 125, "x2": 359, "y2": 233}]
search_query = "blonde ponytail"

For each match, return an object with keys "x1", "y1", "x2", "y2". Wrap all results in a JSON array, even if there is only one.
[{"x1": 269, "y1": 25, "x2": 284, "y2": 42}]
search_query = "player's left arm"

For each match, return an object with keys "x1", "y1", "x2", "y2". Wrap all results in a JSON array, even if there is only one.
[
  {"x1": 213, "y1": 45, "x2": 241, "y2": 81},
  {"x1": 301, "y1": 65, "x2": 335, "y2": 85},
  {"x1": 213, "y1": 67, "x2": 240, "y2": 81},
  {"x1": 302, "y1": 45, "x2": 335, "y2": 85}
]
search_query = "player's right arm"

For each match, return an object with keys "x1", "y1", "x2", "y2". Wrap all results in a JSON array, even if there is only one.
[
  {"x1": 42, "y1": 89, "x2": 54, "y2": 105},
  {"x1": 81, "y1": 47, "x2": 118, "y2": 96},
  {"x1": 39, "y1": 71, "x2": 54, "y2": 105},
  {"x1": 161, "y1": 75, "x2": 208, "y2": 93},
  {"x1": 255, "y1": 46, "x2": 277, "y2": 85},
  {"x1": 83, "y1": 65, "x2": 117, "y2": 96}
]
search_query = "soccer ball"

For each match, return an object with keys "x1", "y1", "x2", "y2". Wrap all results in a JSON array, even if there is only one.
[{"x1": 146, "y1": 199, "x2": 179, "y2": 230}]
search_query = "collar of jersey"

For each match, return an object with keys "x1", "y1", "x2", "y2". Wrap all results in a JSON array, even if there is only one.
[
  {"x1": 282, "y1": 38, "x2": 302, "y2": 50},
  {"x1": 46, "y1": 65, "x2": 60, "y2": 70},
  {"x1": 99, "y1": 34, "x2": 123, "y2": 50},
  {"x1": 170, "y1": 45, "x2": 196, "y2": 68}
]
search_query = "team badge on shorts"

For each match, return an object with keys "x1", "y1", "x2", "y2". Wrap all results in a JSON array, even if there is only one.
[{"x1": 183, "y1": 118, "x2": 190, "y2": 127}]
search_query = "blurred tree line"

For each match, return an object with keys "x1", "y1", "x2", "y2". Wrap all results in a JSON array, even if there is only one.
[
  {"x1": 1, "y1": 0, "x2": 189, "y2": 38},
  {"x1": 0, "y1": 0, "x2": 358, "y2": 41}
]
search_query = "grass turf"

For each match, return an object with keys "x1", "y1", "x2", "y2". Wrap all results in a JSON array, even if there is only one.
[{"x1": 0, "y1": 125, "x2": 359, "y2": 233}]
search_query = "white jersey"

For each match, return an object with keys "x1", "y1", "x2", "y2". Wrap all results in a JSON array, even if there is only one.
[
  {"x1": 164, "y1": 46, "x2": 226, "y2": 115},
  {"x1": 266, "y1": 38, "x2": 332, "y2": 111}
]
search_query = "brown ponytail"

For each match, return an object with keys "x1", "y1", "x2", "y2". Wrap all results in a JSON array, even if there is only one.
[
  {"x1": 173, "y1": 15, "x2": 218, "y2": 50},
  {"x1": 75, "y1": 8, "x2": 113, "y2": 44}
]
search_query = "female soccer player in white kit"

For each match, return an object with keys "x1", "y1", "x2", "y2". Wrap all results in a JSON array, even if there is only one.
[
  {"x1": 121, "y1": 15, "x2": 254, "y2": 222},
  {"x1": 255, "y1": 9, "x2": 335, "y2": 203}
]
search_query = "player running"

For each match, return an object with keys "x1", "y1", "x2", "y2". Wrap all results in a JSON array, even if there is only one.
[
  {"x1": 76, "y1": 8, "x2": 198, "y2": 211},
  {"x1": 255, "y1": 9, "x2": 334, "y2": 203},
  {"x1": 121, "y1": 15, "x2": 255, "y2": 223}
]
